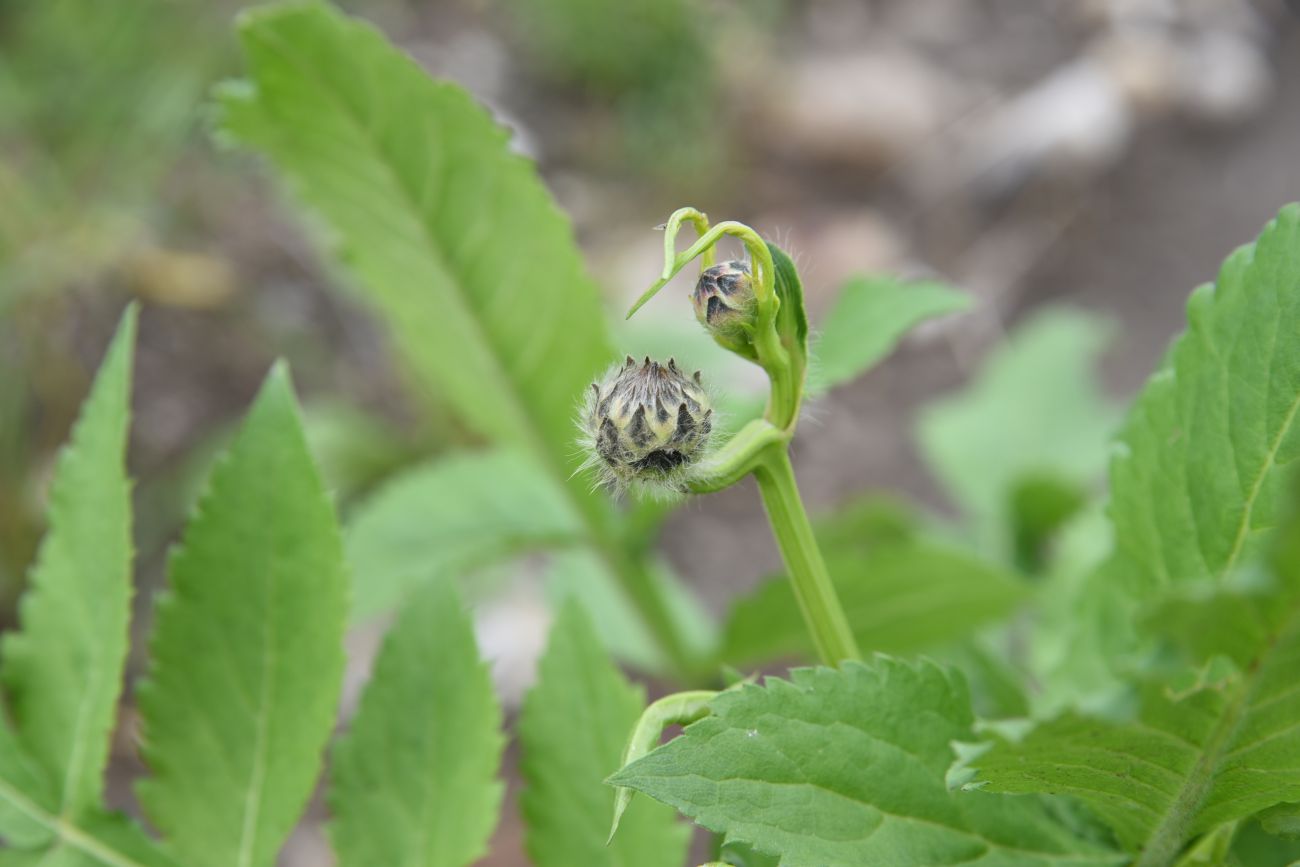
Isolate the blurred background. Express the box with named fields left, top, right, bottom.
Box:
left=2, top=0, right=1299, bottom=863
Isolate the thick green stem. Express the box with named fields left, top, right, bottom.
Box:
left=752, top=446, right=860, bottom=666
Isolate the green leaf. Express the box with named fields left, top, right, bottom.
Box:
left=219, top=0, right=613, bottom=478
left=1231, top=818, right=1300, bottom=863
left=611, top=658, right=1121, bottom=866
left=136, top=365, right=348, bottom=867
left=1259, top=803, right=1300, bottom=839
left=978, top=476, right=1300, bottom=862
left=219, top=0, right=703, bottom=681
left=0, top=724, right=177, bottom=866
left=329, top=578, right=504, bottom=867
left=345, top=449, right=584, bottom=622
left=519, top=603, right=689, bottom=867
left=0, top=809, right=180, bottom=867
left=1, top=306, right=136, bottom=822
left=544, top=549, right=715, bottom=672
left=918, top=309, right=1118, bottom=558
left=721, top=543, right=1026, bottom=666
left=808, top=275, right=969, bottom=394
left=1110, top=204, right=1300, bottom=594
left=0, top=718, right=57, bottom=848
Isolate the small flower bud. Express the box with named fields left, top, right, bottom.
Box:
left=693, top=261, right=757, bottom=356
left=581, top=356, right=713, bottom=492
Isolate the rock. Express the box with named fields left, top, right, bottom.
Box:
left=753, top=49, right=966, bottom=171
left=962, top=56, right=1133, bottom=197
left=1173, top=30, right=1272, bottom=125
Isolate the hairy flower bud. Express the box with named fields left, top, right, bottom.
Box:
left=581, top=356, right=713, bottom=491
left=693, top=260, right=757, bottom=356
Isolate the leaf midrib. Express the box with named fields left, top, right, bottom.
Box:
left=1218, top=385, right=1300, bottom=580
left=0, top=775, right=153, bottom=867
left=249, top=24, right=568, bottom=475
left=1136, top=601, right=1300, bottom=866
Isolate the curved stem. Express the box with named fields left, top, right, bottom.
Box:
left=752, top=446, right=860, bottom=666
left=688, top=419, right=788, bottom=494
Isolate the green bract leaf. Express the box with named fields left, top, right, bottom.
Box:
left=1110, top=204, right=1300, bottom=594
left=808, top=276, right=969, bottom=394
left=1, top=306, right=136, bottom=822
left=345, top=449, right=584, bottom=622
left=519, top=603, right=689, bottom=867
left=329, top=578, right=504, bottom=867
left=136, top=366, right=348, bottom=867
left=611, top=658, right=1121, bottom=866
left=918, top=309, right=1118, bottom=558
left=219, top=0, right=612, bottom=477
left=721, top=544, right=1026, bottom=666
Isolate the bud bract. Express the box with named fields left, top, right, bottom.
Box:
left=693, top=260, right=757, bottom=357
left=582, top=356, right=713, bottom=491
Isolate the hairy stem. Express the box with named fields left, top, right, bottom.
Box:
left=752, top=446, right=860, bottom=665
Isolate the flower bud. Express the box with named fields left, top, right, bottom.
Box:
left=582, top=356, right=713, bottom=491
left=693, top=260, right=757, bottom=356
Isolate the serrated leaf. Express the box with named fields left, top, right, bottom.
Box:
left=346, top=449, right=584, bottom=622
left=329, top=578, right=504, bottom=867
left=0, top=809, right=179, bottom=867
left=0, top=727, right=177, bottom=867
left=219, top=0, right=612, bottom=478
left=219, top=0, right=701, bottom=678
left=1110, top=204, right=1300, bottom=593
left=918, top=309, right=1118, bottom=558
left=978, top=476, right=1300, bottom=861
left=808, top=275, right=969, bottom=394
left=519, top=603, right=689, bottom=867
left=611, top=658, right=1121, bottom=866
left=136, top=365, right=348, bottom=867
left=721, top=543, right=1026, bottom=666
left=1, top=306, right=136, bottom=823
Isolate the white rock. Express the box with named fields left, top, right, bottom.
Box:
left=963, top=56, right=1133, bottom=195
left=755, top=50, right=965, bottom=170
left=1174, top=30, right=1273, bottom=125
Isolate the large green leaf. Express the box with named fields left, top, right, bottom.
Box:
left=721, top=543, right=1026, bottom=667
left=218, top=0, right=612, bottom=479
left=136, top=366, right=348, bottom=867
left=345, top=449, right=584, bottom=622
left=977, top=476, right=1300, bottom=863
left=1, top=306, right=136, bottom=823
left=1110, top=204, right=1300, bottom=593
left=611, top=658, right=1121, bottom=866
left=918, top=309, right=1118, bottom=558
left=808, top=275, right=969, bottom=394
left=329, top=578, right=504, bottom=867
left=219, top=0, right=702, bottom=678
left=519, top=603, right=689, bottom=867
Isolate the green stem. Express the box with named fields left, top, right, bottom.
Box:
left=752, top=446, right=860, bottom=666
left=599, top=539, right=700, bottom=680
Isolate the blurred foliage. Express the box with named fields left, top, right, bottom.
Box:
left=0, top=0, right=230, bottom=307
left=918, top=309, right=1120, bottom=563
left=0, top=0, right=237, bottom=603
left=496, top=0, right=781, bottom=188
